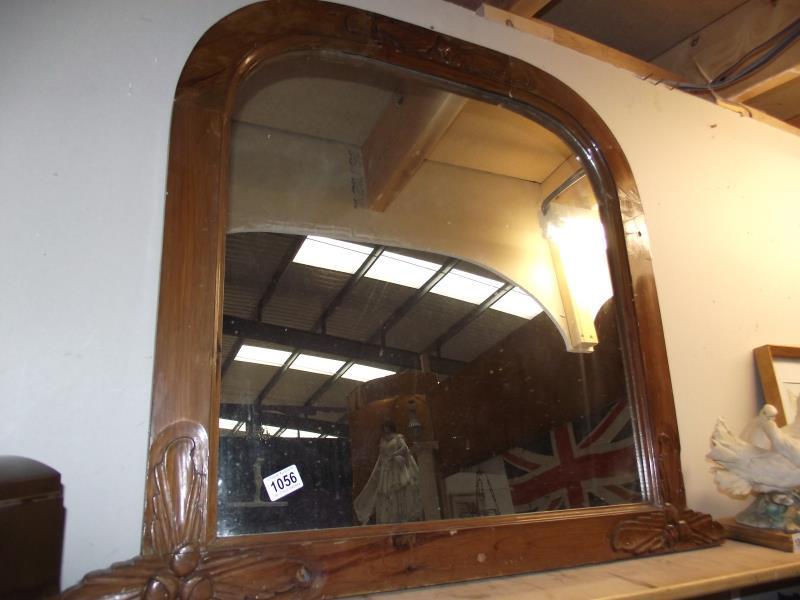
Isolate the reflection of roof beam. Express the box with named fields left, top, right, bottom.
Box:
left=368, top=258, right=459, bottom=347
left=359, top=90, right=466, bottom=211
left=425, top=282, right=514, bottom=356
left=654, top=1, right=800, bottom=103
left=297, top=246, right=385, bottom=409
left=221, top=339, right=245, bottom=379
left=221, top=235, right=304, bottom=376
left=223, top=315, right=464, bottom=375
left=303, top=360, right=354, bottom=408
left=220, top=403, right=348, bottom=438
left=254, top=350, right=300, bottom=410
left=313, top=246, right=385, bottom=334
left=266, top=404, right=346, bottom=415
left=256, top=236, right=306, bottom=320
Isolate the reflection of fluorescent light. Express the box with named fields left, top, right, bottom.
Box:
left=342, top=364, right=396, bottom=382
left=431, top=269, right=503, bottom=304
left=293, top=236, right=372, bottom=274
left=366, top=251, right=441, bottom=288
left=235, top=345, right=291, bottom=366
left=237, top=345, right=395, bottom=382
left=541, top=206, right=612, bottom=351
left=291, top=354, right=345, bottom=376
left=545, top=216, right=612, bottom=320
left=490, top=287, right=543, bottom=319
left=219, top=418, right=240, bottom=430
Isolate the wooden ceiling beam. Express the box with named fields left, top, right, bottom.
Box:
left=727, top=55, right=800, bottom=103
left=654, top=0, right=800, bottom=101
left=359, top=89, right=466, bottom=212
left=747, top=75, right=800, bottom=121
left=507, top=0, right=553, bottom=19
left=477, top=5, right=683, bottom=84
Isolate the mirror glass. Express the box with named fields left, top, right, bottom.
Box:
left=216, top=52, right=642, bottom=537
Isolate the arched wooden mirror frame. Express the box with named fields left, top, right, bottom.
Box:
left=65, top=1, right=722, bottom=598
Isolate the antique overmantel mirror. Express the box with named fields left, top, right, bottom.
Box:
left=66, top=1, right=722, bottom=598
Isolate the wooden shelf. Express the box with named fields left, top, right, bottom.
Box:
left=355, top=541, right=800, bottom=599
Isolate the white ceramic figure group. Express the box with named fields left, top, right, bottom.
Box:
left=709, top=399, right=800, bottom=530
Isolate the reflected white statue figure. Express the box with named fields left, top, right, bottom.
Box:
left=354, top=421, right=423, bottom=525
left=708, top=403, right=800, bottom=530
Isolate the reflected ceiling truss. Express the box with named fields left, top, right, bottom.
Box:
left=221, top=236, right=305, bottom=377
left=425, top=282, right=514, bottom=356
left=221, top=233, right=536, bottom=438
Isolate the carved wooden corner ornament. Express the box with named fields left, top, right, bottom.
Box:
left=62, top=422, right=320, bottom=599
left=611, top=503, right=724, bottom=556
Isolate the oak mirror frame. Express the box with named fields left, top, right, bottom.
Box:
left=65, top=1, right=723, bottom=598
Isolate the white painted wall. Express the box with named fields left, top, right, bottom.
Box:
left=1, top=0, right=799, bottom=589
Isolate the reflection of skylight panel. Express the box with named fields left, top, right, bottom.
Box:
left=342, top=364, right=396, bottom=382
left=219, top=418, right=240, bottom=430
left=292, top=236, right=372, bottom=274
left=365, top=251, right=441, bottom=288
left=490, top=287, right=544, bottom=319
left=235, top=345, right=291, bottom=366
left=290, top=354, right=345, bottom=376
left=294, top=429, right=321, bottom=438
left=431, top=269, right=503, bottom=304
left=263, top=425, right=336, bottom=439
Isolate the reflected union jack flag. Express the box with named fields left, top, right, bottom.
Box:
left=502, top=399, right=641, bottom=512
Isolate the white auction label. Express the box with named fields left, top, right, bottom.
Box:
left=263, top=464, right=303, bottom=501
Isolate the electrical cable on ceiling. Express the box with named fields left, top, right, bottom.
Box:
left=713, top=17, right=800, bottom=84
left=669, top=17, right=800, bottom=93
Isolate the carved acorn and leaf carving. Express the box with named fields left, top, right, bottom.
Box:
left=63, top=422, right=319, bottom=600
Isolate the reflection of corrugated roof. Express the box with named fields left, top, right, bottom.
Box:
left=385, top=293, right=474, bottom=353
left=324, top=278, right=416, bottom=342
left=221, top=231, right=536, bottom=433
left=260, top=264, right=349, bottom=331
left=442, top=310, right=524, bottom=363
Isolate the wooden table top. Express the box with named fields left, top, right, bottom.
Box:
left=354, top=541, right=800, bottom=599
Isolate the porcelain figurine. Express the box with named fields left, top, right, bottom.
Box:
left=708, top=401, right=800, bottom=530
left=353, top=420, right=423, bottom=525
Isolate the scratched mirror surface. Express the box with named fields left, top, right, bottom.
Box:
left=216, top=53, right=642, bottom=537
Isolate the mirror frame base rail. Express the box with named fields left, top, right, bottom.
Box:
left=63, top=421, right=722, bottom=599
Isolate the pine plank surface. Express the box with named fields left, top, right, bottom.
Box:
left=355, top=541, right=800, bottom=599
